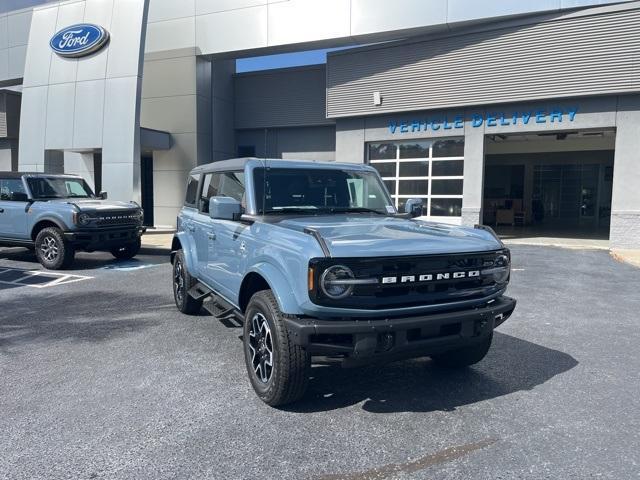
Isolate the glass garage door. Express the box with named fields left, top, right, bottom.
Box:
left=533, top=163, right=602, bottom=227
left=367, top=138, right=464, bottom=219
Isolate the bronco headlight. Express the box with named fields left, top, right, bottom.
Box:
left=320, top=265, right=356, bottom=299
left=77, top=213, right=92, bottom=225
left=491, top=253, right=511, bottom=284
left=134, top=209, right=144, bottom=223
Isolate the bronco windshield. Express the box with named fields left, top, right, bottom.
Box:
left=254, top=167, right=395, bottom=215
left=27, top=177, right=95, bottom=199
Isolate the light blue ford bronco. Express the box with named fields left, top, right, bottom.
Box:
left=171, top=158, right=516, bottom=406
left=0, top=172, right=145, bottom=269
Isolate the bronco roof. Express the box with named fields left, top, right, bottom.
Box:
left=0, top=172, right=83, bottom=179
left=191, top=158, right=376, bottom=175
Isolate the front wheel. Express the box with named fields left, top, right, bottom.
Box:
left=243, top=290, right=310, bottom=407
left=431, top=333, right=493, bottom=368
left=110, top=238, right=141, bottom=260
left=35, top=227, right=75, bottom=270
left=172, top=249, right=202, bottom=315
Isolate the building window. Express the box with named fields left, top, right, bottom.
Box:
left=368, top=138, right=464, bottom=218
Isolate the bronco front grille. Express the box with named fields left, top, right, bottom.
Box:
left=95, top=211, right=139, bottom=226
left=309, top=250, right=509, bottom=310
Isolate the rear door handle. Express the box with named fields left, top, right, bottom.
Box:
left=208, top=232, right=216, bottom=241
left=0, top=208, right=4, bottom=213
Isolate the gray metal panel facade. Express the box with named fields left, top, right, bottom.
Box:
left=235, top=66, right=334, bottom=129
left=236, top=125, right=336, bottom=161
left=327, top=5, right=640, bottom=118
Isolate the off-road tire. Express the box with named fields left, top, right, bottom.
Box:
left=243, top=290, right=310, bottom=407
left=431, top=332, right=493, bottom=368
left=110, top=238, right=141, bottom=260
left=35, top=227, right=75, bottom=270
left=172, top=249, right=202, bottom=315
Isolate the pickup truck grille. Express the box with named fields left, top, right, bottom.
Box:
left=309, top=250, right=509, bottom=310
left=94, top=211, right=140, bottom=226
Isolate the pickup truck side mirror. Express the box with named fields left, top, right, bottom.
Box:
left=98, top=191, right=108, bottom=200
left=210, top=196, right=242, bottom=221
left=404, top=198, right=424, bottom=218
left=11, top=192, right=29, bottom=202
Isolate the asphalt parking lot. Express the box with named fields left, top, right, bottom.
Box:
left=1, top=244, right=639, bottom=480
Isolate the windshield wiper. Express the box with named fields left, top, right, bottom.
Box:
left=327, top=207, right=387, bottom=215
left=262, top=208, right=320, bottom=215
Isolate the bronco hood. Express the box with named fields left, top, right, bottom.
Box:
left=49, top=199, right=140, bottom=212
left=276, top=215, right=502, bottom=257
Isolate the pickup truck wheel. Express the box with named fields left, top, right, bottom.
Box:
left=173, top=250, right=202, bottom=314
left=110, top=238, right=141, bottom=260
left=431, top=332, right=493, bottom=368
left=244, top=290, right=310, bottom=407
left=35, top=227, right=75, bottom=270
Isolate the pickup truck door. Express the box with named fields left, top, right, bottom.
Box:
left=0, top=178, right=30, bottom=240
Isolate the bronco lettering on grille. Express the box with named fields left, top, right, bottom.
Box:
left=382, top=270, right=480, bottom=284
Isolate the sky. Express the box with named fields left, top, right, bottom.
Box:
left=236, top=46, right=356, bottom=73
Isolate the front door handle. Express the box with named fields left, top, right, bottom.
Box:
left=208, top=232, right=216, bottom=241
left=0, top=208, right=4, bottom=213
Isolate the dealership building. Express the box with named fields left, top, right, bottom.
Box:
left=1, top=0, right=640, bottom=248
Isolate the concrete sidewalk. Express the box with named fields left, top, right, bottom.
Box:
left=612, top=249, right=640, bottom=268
left=141, top=233, right=173, bottom=250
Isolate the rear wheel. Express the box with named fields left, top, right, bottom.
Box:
left=243, top=290, right=310, bottom=407
left=172, top=249, right=202, bottom=315
left=35, top=227, right=75, bottom=270
left=110, top=238, right=141, bottom=260
left=431, top=333, right=493, bottom=368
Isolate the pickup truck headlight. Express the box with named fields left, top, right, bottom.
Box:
left=320, top=265, right=355, bottom=299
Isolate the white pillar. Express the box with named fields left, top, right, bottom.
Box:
left=610, top=95, right=640, bottom=249
left=461, top=116, right=485, bottom=227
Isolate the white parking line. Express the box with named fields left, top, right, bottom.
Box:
left=0, top=268, right=93, bottom=289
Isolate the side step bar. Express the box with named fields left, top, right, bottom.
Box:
left=188, top=283, right=212, bottom=302
left=188, top=282, right=244, bottom=323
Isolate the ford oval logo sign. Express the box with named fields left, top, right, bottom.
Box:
left=50, top=24, right=110, bottom=58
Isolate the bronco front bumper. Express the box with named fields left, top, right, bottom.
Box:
left=63, top=226, right=146, bottom=250
left=283, top=296, right=516, bottom=366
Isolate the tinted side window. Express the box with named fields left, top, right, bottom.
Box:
left=0, top=178, right=27, bottom=202
left=218, top=172, right=245, bottom=202
left=199, top=172, right=245, bottom=213
left=199, top=173, right=221, bottom=213
left=184, top=173, right=200, bottom=206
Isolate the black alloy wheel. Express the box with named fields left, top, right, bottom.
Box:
left=172, top=249, right=202, bottom=314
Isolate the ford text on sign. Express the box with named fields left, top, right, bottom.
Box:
left=50, top=24, right=110, bottom=58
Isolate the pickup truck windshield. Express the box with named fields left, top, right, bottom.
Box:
left=254, top=167, right=395, bottom=215
left=27, top=177, right=94, bottom=199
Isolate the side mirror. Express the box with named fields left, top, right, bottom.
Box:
left=210, top=196, right=242, bottom=221
left=404, top=198, right=424, bottom=218
left=11, top=192, right=29, bottom=202
left=99, top=191, right=108, bottom=200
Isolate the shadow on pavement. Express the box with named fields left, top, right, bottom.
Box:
left=0, top=246, right=169, bottom=271
left=0, top=291, right=165, bottom=350
left=287, top=332, right=577, bottom=414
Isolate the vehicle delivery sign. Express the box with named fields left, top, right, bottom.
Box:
left=50, top=24, right=110, bottom=58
